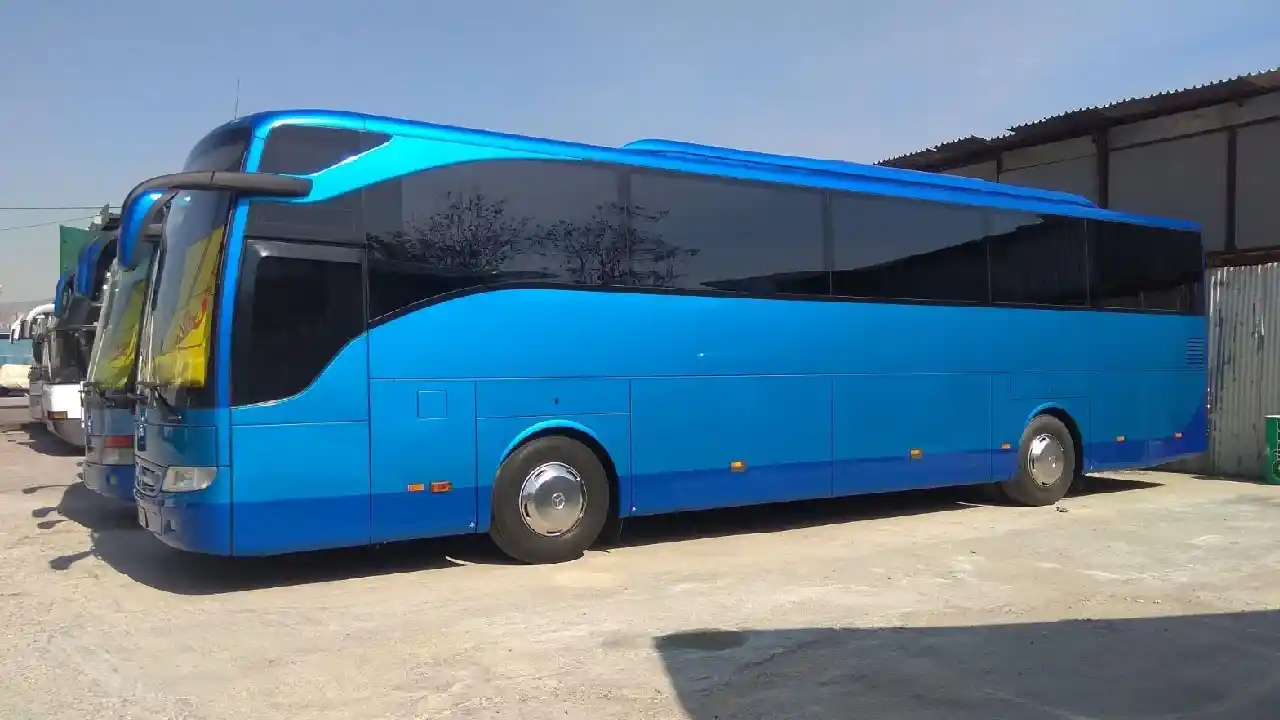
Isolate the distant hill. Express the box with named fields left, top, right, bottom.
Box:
left=0, top=299, right=54, bottom=327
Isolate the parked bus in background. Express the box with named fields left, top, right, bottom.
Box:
left=42, top=237, right=117, bottom=447
left=82, top=192, right=165, bottom=502
left=23, top=303, right=55, bottom=419
left=129, top=110, right=1205, bottom=564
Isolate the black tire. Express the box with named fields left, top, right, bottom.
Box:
left=1000, top=414, right=1077, bottom=507
left=489, top=434, right=611, bottom=564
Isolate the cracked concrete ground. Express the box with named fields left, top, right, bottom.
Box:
left=2, top=402, right=1278, bottom=719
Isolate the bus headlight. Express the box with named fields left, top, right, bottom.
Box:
left=100, top=448, right=133, bottom=466
left=161, top=466, right=216, bottom=493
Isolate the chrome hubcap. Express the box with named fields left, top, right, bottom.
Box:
left=519, top=462, right=587, bottom=537
left=1028, top=433, right=1066, bottom=487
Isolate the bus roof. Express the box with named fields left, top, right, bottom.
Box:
left=218, top=109, right=1201, bottom=233
left=75, top=235, right=113, bottom=297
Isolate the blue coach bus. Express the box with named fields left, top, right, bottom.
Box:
left=129, top=110, right=1205, bottom=564
left=82, top=192, right=165, bottom=502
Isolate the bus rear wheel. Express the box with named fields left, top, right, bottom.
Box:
left=1001, top=414, right=1077, bottom=507
left=489, top=434, right=610, bottom=564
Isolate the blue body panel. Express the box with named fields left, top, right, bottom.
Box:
left=74, top=246, right=92, bottom=297
left=135, top=109, right=1208, bottom=557
left=53, top=272, right=72, bottom=315
left=75, top=238, right=109, bottom=297
left=134, top=409, right=230, bottom=554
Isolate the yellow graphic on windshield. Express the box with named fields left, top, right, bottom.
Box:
left=152, top=226, right=225, bottom=388
left=93, top=282, right=149, bottom=389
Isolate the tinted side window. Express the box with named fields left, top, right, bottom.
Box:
left=1090, top=221, right=1203, bottom=313
left=363, top=159, right=620, bottom=321
left=246, top=126, right=381, bottom=245
left=231, top=253, right=364, bottom=406
left=988, top=212, right=1088, bottom=306
left=184, top=124, right=251, bottom=172
left=628, top=172, right=826, bottom=295
left=257, top=125, right=375, bottom=175
left=830, top=194, right=989, bottom=303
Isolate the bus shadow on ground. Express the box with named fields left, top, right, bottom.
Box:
left=653, top=609, right=1280, bottom=719
left=617, top=474, right=1159, bottom=550
left=44, top=475, right=1160, bottom=596
left=14, top=422, right=81, bottom=458
left=32, top=482, right=139, bottom=534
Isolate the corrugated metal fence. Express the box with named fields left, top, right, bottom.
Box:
left=1168, top=262, right=1280, bottom=478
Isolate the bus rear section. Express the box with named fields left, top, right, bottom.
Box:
left=132, top=112, right=1206, bottom=564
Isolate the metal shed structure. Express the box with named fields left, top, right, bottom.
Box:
left=879, top=68, right=1280, bottom=478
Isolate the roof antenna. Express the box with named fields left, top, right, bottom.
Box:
left=232, top=77, right=241, bottom=120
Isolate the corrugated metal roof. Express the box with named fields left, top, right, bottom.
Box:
left=879, top=68, right=1280, bottom=171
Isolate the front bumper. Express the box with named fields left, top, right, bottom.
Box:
left=134, top=465, right=231, bottom=556
left=82, top=462, right=136, bottom=503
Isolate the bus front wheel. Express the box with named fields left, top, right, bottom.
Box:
left=489, top=434, right=611, bottom=564
left=1001, top=414, right=1077, bottom=507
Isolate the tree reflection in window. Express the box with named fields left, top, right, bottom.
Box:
left=535, top=201, right=698, bottom=288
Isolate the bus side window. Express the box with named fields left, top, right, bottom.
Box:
left=361, top=158, right=619, bottom=322
left=232, top=254, right=364, bottom=406
left=988, top=212, right=1088, bottom=307
left=830, top=193, right=989, bottom=304
left=627, top=171, right=827, bottom=295
left=1090, top=221, right=1203, bottom=314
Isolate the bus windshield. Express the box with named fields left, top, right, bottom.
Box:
left=86, top=242, right=157, bottom=390
left=137, top=191, right=232, bottom=401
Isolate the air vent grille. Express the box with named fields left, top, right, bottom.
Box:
left=1185, top=338, right=1206, bottom=368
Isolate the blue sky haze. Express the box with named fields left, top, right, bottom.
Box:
left=1, top=0, right=1276, bottom=300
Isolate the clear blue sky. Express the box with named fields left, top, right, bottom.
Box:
left=1, top=0, right=1277, bottom=301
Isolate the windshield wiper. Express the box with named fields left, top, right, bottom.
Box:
left=135, top=381, right=183, bottom=421
left=83, top=381, right=134, bottom=408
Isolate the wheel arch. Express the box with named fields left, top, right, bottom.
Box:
left=500, top=419, right=622, bottom=523
left=1025, top=402, right=1085, bottom=472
